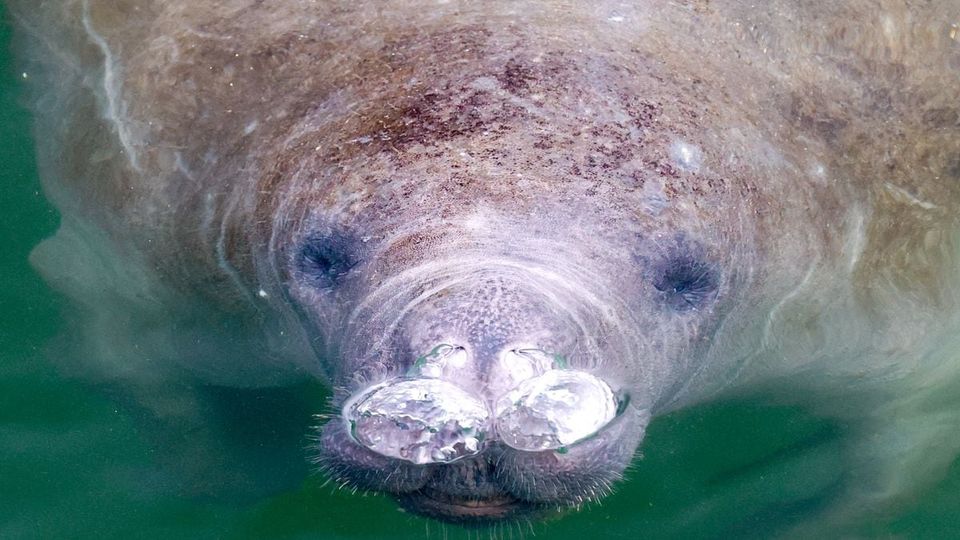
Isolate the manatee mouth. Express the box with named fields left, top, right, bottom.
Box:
left=398, top=487, right=540, bottom=522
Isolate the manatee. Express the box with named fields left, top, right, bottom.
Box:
left=11, top=0, right=960, bottom=531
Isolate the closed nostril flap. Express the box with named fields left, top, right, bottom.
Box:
left=487, top=348, right=561, bottom=396
left=407, top=344, right=471, bottom=379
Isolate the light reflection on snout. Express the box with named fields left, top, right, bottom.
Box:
left=342, top=346, right=625, bottom=464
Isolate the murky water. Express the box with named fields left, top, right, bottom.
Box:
left=2, top=5, right=959, bottom=539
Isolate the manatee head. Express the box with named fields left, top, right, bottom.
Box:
left=291, top=222, right=670, bottom=521
left=294, top=226, right=685, bottom=521
left=270, top=27, right=767, bottom=521
left=291, top=202, right=736, bottom=521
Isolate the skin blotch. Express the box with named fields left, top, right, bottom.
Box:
left=922, top=107, right=960, bottom=130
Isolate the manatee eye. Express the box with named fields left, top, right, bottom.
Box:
left=652, top=251, right=719, bottom=311
left=297, top=233, right=358, bottom=288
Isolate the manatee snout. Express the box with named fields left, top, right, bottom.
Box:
left=316, top=375, right=646, bottom=522
left=307, top=273, right=649, bottom=521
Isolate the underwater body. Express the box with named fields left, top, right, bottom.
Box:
left=5, top=0, right=960, bottom=537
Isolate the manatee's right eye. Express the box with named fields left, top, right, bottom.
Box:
left=652, top=251, right=719, bottom=311
left=645, top=236, right=721, bottom=312
left=653, top=257, right=717, bottom=310
left=297, top=233, right=358, bottom=288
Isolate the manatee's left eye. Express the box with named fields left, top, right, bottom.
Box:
left=652, top=252, right=719, bottom=311
left=297, top=233, right=358, bottom=288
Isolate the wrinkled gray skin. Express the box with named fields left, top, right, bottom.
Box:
left=12, top=0, right=960, bottom=527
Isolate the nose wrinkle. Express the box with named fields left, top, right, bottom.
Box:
left=462, top=279, right=541, bottom=349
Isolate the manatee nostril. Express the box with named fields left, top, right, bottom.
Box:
left=488, top=348, right=563, bottom=394
left=407, top=343, right=469, bottom=379
left=341, top=340, right=624, bottom=464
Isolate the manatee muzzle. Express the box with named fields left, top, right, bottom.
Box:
left=342, top=345, right=623, bottom=465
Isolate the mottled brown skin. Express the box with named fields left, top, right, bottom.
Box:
left=14, top=0, right=960, bottom=525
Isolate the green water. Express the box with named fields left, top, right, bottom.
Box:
left=2, top=8, right=959, bottom=540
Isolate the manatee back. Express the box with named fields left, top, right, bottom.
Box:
left=11, top=0, right=322, bottom=386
